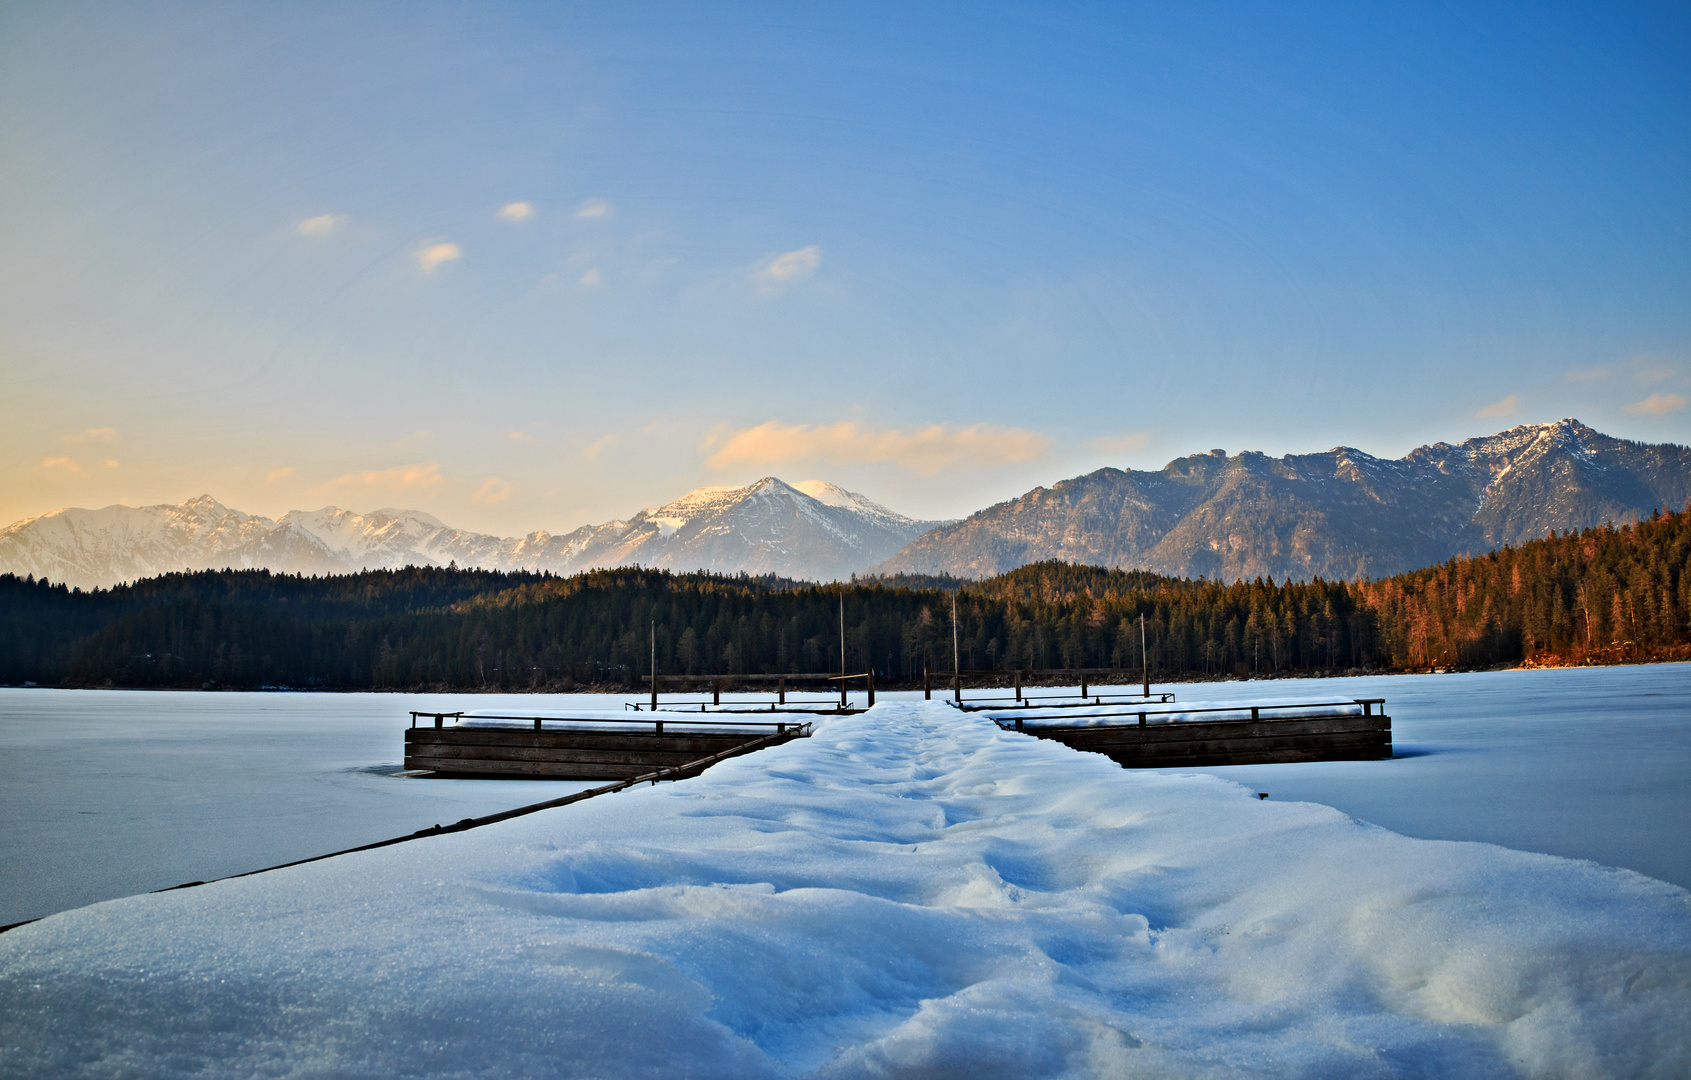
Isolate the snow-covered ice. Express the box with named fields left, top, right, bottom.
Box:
left=2, top=696, right=1688, bottom=1077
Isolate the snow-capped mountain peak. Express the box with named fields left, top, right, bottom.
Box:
left=0, top=478, right=943, bottom=589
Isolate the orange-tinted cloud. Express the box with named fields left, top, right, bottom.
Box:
left=1625, top=393, right=1688, bottom=416
left=707, top=420, right=1051, bottom=476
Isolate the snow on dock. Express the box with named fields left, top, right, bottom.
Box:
left=1, top=700, right=1686, bottom=1077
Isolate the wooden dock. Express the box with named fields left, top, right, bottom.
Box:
left=990, top=699, right=1391, bottom=768
left=403, top=712, right=811, bottom=779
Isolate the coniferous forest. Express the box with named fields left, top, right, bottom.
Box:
left=4, top=507, right=1690, bottom=691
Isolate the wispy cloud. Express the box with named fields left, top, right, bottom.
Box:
left=316, top=462, right=444, bottom=495
left=1566, top=368, right=1609, bottom=382
left=1635, top=366, right=1677, bottom=384
left=266, top=467, right=296, bottom=482
left=473, top=477, right=511, bottom=504
left=1087, top=432, right=1151, bottom=455
left=576, top=199, right=612, bottom=218
left=416, top=241, right=462, bottom=272
left=707, top=420, right=1052, bottom=476
left=1475, top=394, right=1519, bottom=419
left=497, top=201, right=534, bottom=222
left=583, top=434, right=617, bottom=461
left=297, top=214, right=344, bottom=237
left=1625, top=393, right=1688, bottom=416
left=66, top=427, right=116, bottom=443
left=392, top=430, right=432, bottom=449
left=40, top=457, right=82, bottom=473
left=506, top=430, right=531, bottom=442
left=578, top=268, right=601, bottom=287
left=101, top=459, right=119, bottom=470
left=755, top=246, right=821, bottom=291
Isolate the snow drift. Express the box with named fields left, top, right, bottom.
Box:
left=1, top=701, right=1686, bottom=1078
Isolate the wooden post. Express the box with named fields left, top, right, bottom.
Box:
left=654, top=719, right=663, bottom=736
left=867, top=670, right=875, bottom=707
left=840, top=595, right=848, bottom=710
left=1014, top=668, right=1022, bottom=702
left=924, top=665, right=931, bottom=700
left=1138, top=711, right=1146, bottom=727
left=434, top=714, right=442, bottom=729
left=533, top=717, right=541, bottom=731
left=951, top=594, right=959, bottom=684
left=1140, top=613, right=1149, bottom=698
left=953, top=671, right=961, bottom=703
left=650, top=621, right=658, bottom=712
left=1080, top=670, right=1087, bottom=697
left=713, top=679, right=720, bottom=706
left=778, top=677, right=786, bottom=705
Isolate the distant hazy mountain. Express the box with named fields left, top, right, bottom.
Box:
left=873, top=419, right=1691, bottom=582
left=0, top=479, right=940, bottom=589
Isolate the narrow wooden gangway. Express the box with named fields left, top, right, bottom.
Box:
left=983, top=698, right=1392, bottom=767
left=405, top=712, right=813, bottom=779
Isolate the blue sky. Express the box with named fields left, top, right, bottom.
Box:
left=2, top=1, right=1687, bottom=532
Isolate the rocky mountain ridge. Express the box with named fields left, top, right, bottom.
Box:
left=873, top=419, right=1691, bottom=582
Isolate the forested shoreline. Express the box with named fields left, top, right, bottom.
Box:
left=4, top=507, right=1689, bottom=691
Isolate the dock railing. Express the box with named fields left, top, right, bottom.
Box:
left=985, top=698, right=1388, bottom=731
left=409, top=711, right=813, bottom=736
left=926, top=666, right=1172, bottom=706
left=626, top=671, right=877, bottom=712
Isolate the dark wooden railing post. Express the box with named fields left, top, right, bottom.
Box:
left=924, top=666, right=932, bottom=700
left=778, top=677, right=786, bottom=705
left=867, top=670, right=875, bottom=707
left=1080, top=670, right=1088, bottom=697
left=953, top=671, right=961, bottom=703
left=712, top=679, right=720, bottom=706
left=1014, top=668, right=1022, bottom=702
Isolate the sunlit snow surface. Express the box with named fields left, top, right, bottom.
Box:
left=2, top=677, right=1690, bottom=1077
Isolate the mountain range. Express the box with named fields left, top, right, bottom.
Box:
left=874, top=419, right=1691, bottom=581
left=0, top=478, right=940, bottom=590
left=4, top=419, right=1688, bottom=589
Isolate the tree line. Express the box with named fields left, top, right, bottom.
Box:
left=3, top=506, right=1689, bottom=690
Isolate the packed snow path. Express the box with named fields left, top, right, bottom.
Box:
left=2, top=702, right=1687, bottom=1078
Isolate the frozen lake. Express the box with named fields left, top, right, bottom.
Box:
left=2, top=664, right=1689, bottom=928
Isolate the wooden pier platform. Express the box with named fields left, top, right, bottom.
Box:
left=989, top=699, right=1391, bottom=768
left=404, top=712, right=811, bottom=779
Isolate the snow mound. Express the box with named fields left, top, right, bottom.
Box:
left=1, top=701, right=1686, bottom=1078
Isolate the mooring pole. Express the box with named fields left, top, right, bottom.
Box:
left=924, top=665, right=931, bottom=700
left=650, top=620, right=658, bottom=711
left=867, top=669, right=875, bottom=707
left=1014, top=667, right=1022, bottom=702
left=1141, top=613, right=1149, bottom=698
left=839, top=594, right=848, bottom=709
left=952, top=593, right=961, bottom=702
